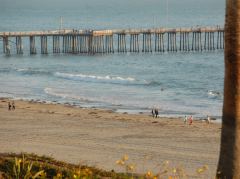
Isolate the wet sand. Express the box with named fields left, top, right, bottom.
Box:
left=0, top=98, right=221, bottom=177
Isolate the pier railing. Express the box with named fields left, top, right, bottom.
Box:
left=0, top=26, right=224, bottom=55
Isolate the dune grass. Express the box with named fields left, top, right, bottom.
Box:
left=0, top=153, right=118, bottom=179
left=0, top=153, right=219, bottom=179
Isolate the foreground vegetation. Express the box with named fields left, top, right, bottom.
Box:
left=0, top=153, right=218, bottom=179
left=0, top=153, right=116, bottom=179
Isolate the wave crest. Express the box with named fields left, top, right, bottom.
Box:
left=44, top=87, right=90, bottom=102
left=54, top=72, right=136, bottom=84
left=146, top=80, right=162, bottom=86
left=16, top=68, right=52, bottom=76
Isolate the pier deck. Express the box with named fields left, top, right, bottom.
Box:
left=0, top=26, right=224, bottom=55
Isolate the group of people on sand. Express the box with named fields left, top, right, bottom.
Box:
left=8, top=101, right=15, bottom=111
left=151, top=108, right=159, bottom=118
left=184, top=115, right=193, bottom=125
left=184, top=115, right=212, bottom=125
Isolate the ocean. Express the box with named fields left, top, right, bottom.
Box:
left=0, top=0, right=225, bottom=119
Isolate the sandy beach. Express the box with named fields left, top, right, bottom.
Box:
left=0, top=98, right=221, bottom=177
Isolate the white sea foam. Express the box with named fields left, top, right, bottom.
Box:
left=44, top=87, right=91, bottom=102
left=44, top=87, right=66, bottom=98
left=15, top=68, right=52, bottom=76
left=16, top=68, right=28, bottom=72
left=54, top=72, right=136, bottom=83
left=207, top=90, right=222, bottom=98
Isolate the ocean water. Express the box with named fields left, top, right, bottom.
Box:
left=0, top=0, right=225, bottom=119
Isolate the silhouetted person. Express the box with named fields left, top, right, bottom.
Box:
left=12, top=101, right=15, bottom=110
left=8, top=102, right=11, bottom=111
left=151, top=109, right=155, bottom=118
left=155, top=109, right=159, bottom=118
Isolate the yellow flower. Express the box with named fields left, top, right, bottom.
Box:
left=84, top=168, right=92, bottom=175
left=76, top=170, right=81, bottom=175
left=18, top=159, right=22, bottom=163
left=196, top=165, right=208, bottom=174
left=73, top=174, right=77, bottom=178
left=116, top=160, right=125, bottom=166
left=146, top=171, right=153, bottom=177
left=122, top=154, right=129, bottom=161
left=196, top=168, right=204, bottom=174
left=127, top=164, right=135, bottom=171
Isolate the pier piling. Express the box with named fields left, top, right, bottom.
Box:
left=30, top=36, right=36, bottom=54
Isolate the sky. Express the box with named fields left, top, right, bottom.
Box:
left=0, top=0, right=225, bottom=31
left=1, top=0, right=224, bottom=9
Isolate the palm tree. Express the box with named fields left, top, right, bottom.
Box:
left=217, top=0, right=240, bottom=178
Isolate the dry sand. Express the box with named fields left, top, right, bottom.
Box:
left=0, top=98, right=221, bottom=177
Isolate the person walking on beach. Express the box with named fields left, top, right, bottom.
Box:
left=12, top=101, right=15, bottom=110
left=189, top=115, right=193, bottom=125
left=184, top=115, right=187, bottom=124
left=207, top=115, right=211, bottom=124
left=155, top=108, right=159, bottom=118
left=151, top=109, right=155, bottom=118
left=8, top=102, right=11, bottom=111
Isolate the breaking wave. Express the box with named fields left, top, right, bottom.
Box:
left=54, top=72, right=137, bottom=84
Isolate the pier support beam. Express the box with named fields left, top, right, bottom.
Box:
left=72, top=35, right=77, bottom=54
left=79, top=35, right=83, bottom=53
left=29, top=36, right=36, bottom=54
left=3, top=36, right=10, bottom=55
left=16, top=36, right=23, bottom=54
left=88, top=35, right=93, bottom=54
left=191, top=32, right=202, bottom=51
left=40, top=36, right=48, bottom=54
left=105, top=35, right=114, bottom=53
left=99, top=35, right=105, bottom=53
left=53, top=35, right=60, bottom=53
left=130, top=34, right=139, bottom=52
left=154, top=33, right=165, bottom=52
left=79, top=35, right=89, bottom=53
left=167, top=32, right=177, bottom=52
left=62, top=35, right=66, bottom=53
left=142, top=33, right=152, bottom=52
left=117, top=34, right=126, bottom=53
left=92, top=35, right=104, bottom=53
left=204, top=32, right=215, bottom=51
left=180, top=32, right=190, bottom=51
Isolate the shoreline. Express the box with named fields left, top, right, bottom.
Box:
left=0, top=97, right=221, bottom=177
left=0, top=96, right=222, bottom=121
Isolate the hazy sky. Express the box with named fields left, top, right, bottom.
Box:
left=0, top=0, right=224, bottom=31
left=1, top=0, right=223, bottom=9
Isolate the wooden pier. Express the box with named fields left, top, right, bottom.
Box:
left=0, top=26, right=224, bottom=55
